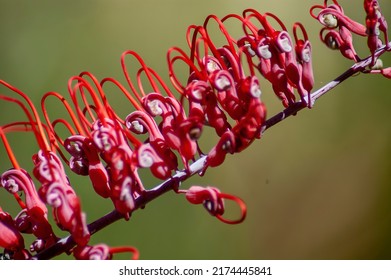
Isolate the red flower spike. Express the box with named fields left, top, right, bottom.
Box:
left=182, top=186, right=247, bottom=225
left=1, top=2, right=387, bottom=260
left=310, top=0, right=389, bottom=64
left=73, top=243, right=139, bottom=260
left=310, top=1, right=367, bottom=36
left=0, top=169, right=57, bottom=251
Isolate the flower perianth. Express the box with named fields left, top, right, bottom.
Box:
left=125, top=110, right=178, bottom=178
left=179, top=185, right=247, bottom=225
left=0, top=207, right=30, bottom=259
left=33, top=150, right=90, bottom=247
left=0, top=168, right=57, bottom=252
left=142, top=93, right=200, bottom=169
left=311, top=1, right=390, bottom=75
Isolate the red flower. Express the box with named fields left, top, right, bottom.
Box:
left=179, top=186, right=247, bottom=225
left=310, top=0, right=389, bottom=66
left=1, top=1, right=387, bottom=260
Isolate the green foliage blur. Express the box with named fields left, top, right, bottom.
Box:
left=0, top=0, right=390, bottom=259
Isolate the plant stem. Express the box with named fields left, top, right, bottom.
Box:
left=262, top=43, right=390, bottom=130
left=32, top=43, right=390, bottom=260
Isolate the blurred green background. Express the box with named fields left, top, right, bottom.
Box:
left=0, top=0, right=391, bottom=259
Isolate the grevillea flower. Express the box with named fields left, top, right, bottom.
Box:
left=0, top=207, right=30, bottom=259
left=178, top=186, right=247, bottom=225
left=0, top=168, right=57, bottom=252
left=0, top=1, right=389, bottom=260
left=0, top=4, right=314, bottom=260
left=311, top=0, right=390, bottom=75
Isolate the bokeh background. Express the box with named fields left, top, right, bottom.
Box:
left=0, top=0, right=390, bottom=259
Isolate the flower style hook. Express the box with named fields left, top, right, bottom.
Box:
left=180, top=186, right=247, bottom=225
left=73, top=243, right=139, bottom=260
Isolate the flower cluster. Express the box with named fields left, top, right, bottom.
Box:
left=311, top=0, right=390, bottom=76
left=0, top=0, right=389, bottom=260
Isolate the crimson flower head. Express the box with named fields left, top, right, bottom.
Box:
left=2, top=1, right=387, bottom=260
left=0, top=4, right=313, bottom=259
left=310, top=0, right=390, bottom=75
